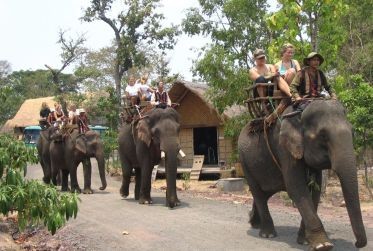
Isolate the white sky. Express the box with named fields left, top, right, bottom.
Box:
left=0, top=0, right=208, bottom=81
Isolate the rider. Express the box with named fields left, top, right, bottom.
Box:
left=150, top=81, right=172, bottom=108
left=275, top=43, right=301, bottom=85
left=290, top=52, right=337, bottom=102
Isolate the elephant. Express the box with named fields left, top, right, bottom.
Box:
left=238, top=99, right=367, bottom=250
left=49, top=129, right=107, bottom=193
left=37, top=127, right=61, bottom=184
left=118, top=107, right=181, bottom=208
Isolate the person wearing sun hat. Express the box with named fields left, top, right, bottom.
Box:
left=249, top=49, right=291, bottom=97
left=290, top=52, right=337, bottom=101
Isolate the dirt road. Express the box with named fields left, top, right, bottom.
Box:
left=24, top=162, right=372, bottom=251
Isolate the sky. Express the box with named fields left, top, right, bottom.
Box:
left=0, top=0, right=209, bottom=81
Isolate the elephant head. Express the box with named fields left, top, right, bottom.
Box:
left=279, top=100, right=367, bottom=248
left=74, top=130, right=107, bottom=191
left=136, top=107, right=181, bottom=208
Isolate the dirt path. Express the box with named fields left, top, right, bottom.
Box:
left=8, top=162, right=373, bottom=250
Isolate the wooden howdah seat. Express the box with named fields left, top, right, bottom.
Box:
left=121, top=100, right=152, bottom=124
left=244, top=81, right=285, bottom=119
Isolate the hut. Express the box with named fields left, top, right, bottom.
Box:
left=0, top=96, right=55, bottom=138
left=169, top=80, right=245, bottom=172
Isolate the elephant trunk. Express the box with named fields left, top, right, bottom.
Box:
left=330, top=134, right=367, bottom=248
left=96, top=152, right=107, bottom=190
left=164, top=145, right=179, bottom=208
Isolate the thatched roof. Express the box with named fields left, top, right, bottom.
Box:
left=169, top=80, right=246, bottom=127
left=0, top=96, right=55, bottom=133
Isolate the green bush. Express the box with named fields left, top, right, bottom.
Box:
left=0, top=134, right=79, bottom=235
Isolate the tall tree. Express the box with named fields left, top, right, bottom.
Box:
left=45, top=30, right=86, bottom=93
left=338, top=0, right=373, bottom=83
left=182, top=0, right=270, bottom=112
left=267, top=0, right=348, bottom=67
left=82, top=0, right=179, bottom=103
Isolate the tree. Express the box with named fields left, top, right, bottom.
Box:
left=267, top=0, right=348, bottom=67
left=0, top=133, right=79, bottom=235
left=82, top=0, right=180, bottom=104
left=338, top=0, right=373, bottom=83
left=182, top=0, right=270, bottom=112
left=0, top=60, right=12, bottom=80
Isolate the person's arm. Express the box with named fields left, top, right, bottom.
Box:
left=166, top=93, right=172, bottom=106
left=150, top=92, right=158, bottom=105
left=294, top=59, right=301, bottom=72
left=290, top=71, right=302, bottom=101
left=248, top=68, right=259, bottom=82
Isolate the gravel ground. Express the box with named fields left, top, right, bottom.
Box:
left=1, top=162, right=372, bottom=251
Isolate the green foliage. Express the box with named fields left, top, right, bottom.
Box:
left=181, top=172, right=190, bottom=190
left=102, top=129, right=118, bottom=166
left=96, top=86, right=120, bottom=129
left=223, top=113, right=251, bottom=163
left=335, top=75, right=373, bottom=152
left=82, top=0, right=180, bottom=100
left=338, top=0, right=373, bottom=82
left=0, top=134, right=80, bottom=235
left=267, top=0, right=348, bottom=68
left=182, top=0, right=270, bottom=111
left=0, top=86, right=24, bottom=126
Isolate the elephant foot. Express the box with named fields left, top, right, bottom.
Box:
left=42, top=176, right=50, bottom=184
left=249, top=210, right=261, bottom=229
left=139, top=197, right=153, bottom=205
left=297, top=234, right=309, bottom=245
left=259, top=228, right=277, bottom=238
left=166, top=199, right=181, bottom=209
left=99, top=185, right=106, bottom=191
left=120, top=187, right=129, bottom=198
left=83, top=188, right=94, bottom=194
left=308, top=242, right=334, bottom=251
left=61, top=186, right=70, bottom=192
left=307, top=231, right=333, bottom=251
left=71, top=187, right=82, bottom=194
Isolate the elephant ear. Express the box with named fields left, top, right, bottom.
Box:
left=75, top=136, right=87, bottom=154
left=279, top=115, right=304, bottom=159
left=136, top=119, right=151, bottom=147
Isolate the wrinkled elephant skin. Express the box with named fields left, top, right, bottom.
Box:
left=118, top=108, right=181, bottom=208
left=238, top=100, right=367, bottom=249
left=50, top=129, right=107, bottom=193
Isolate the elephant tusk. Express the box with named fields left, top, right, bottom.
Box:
left=161, top=151, right=165, bottom=159
left=178, top=149, right=186, bottom=158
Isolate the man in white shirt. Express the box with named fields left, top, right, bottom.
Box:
left=123, top=76, right=141, bottom=106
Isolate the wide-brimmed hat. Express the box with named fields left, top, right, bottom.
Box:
left=303, top=52, right=324, bottom=66
left=253, top=49, right=266, bottom=59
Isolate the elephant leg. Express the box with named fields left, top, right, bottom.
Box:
left=120, top=158, right=132, bottom=198
left=245, top=174, right=276, bottom=237
left=134, top=167, right=141, bottom=200
left=297, top=170, right=322, bottom=246
left=284, top=165, right=332, bottom=250
left=83, top=158, right=93, bottom=194
left=249, top=200, right=261, bottom=229
left=139, top=161, right=153, bottom=205
left=70, top=162, right=81, bottom=193
left=61, top=169, right=70, bottom=192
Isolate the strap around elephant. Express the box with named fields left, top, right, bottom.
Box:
left=263, top=120, right=282, bottom=170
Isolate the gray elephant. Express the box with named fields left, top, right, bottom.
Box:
left=50, top=129, right=107, bottom=193
left=37, top=127, right=61, bottom=184
left=118, top=107, right=181, bottom=208
left=238, top=99, right=367, bottom=250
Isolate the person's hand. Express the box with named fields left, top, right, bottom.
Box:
left=295, top=96, right=302, bottom=102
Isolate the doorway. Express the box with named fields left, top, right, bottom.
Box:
left=193, top=127, right=218, bottom=165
